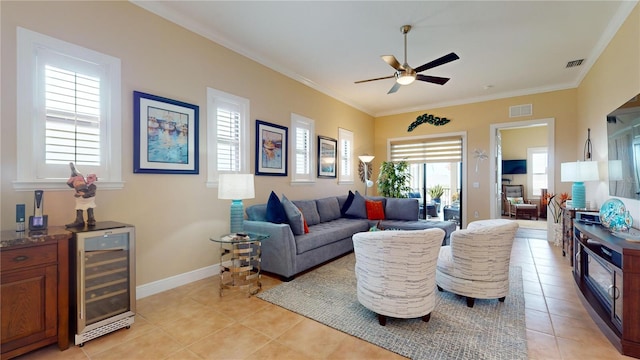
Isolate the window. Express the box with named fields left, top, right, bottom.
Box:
left=528, top=147, right=548, bottom=197
left=290, top=113, right=315, bottom=183
left=338, top=128, right=354, bottom=184
left=16, top=27, right=122, bottom=190
left=206, top=87, right=250, bottom=187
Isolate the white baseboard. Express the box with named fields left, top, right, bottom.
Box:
left=136, top=263, right=220, bottom=299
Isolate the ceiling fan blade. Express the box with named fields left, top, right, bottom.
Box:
left=387, top=82, right=401, bottom=94
left=381, top=55, right=404, bottom=71
left=416, top=74, right=450, bottom=85
left=354, top=75, right=395, bottom=84
left=414, top=52, right=460, bottom=73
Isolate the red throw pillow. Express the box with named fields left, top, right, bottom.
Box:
left=366, top=200, right=385, bottom=220
left=303, top=217, right=310, bottom=233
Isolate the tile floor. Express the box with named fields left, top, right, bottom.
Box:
left=17, top=232, right=634, bottom=360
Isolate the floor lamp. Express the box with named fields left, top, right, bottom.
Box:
left=218, top=174, right=255, bottom=234
left=358, top=155, right=375, bottom=196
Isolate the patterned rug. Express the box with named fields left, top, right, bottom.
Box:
left=258, top=253, right=527, bottom=360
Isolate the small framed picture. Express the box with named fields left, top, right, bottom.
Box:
left=133, top=91, right=199, bottom=174
left=256, top=120, right=288, bottom=176
left=318, top=136, right=337, bottom=178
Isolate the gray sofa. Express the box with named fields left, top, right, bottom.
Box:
left=243, top=191, right=457, bottom=280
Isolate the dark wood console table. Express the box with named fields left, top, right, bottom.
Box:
left=573, top=222, right=640, bottom=358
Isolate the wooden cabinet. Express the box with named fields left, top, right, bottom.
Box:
left=573, top=222, right=640, bottom=358
left=1, top=228, right=70, bottom=359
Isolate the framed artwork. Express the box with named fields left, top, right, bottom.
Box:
left=133, top=91, right=199, bottom=174
left=256, top=120, right=288, bottom=176
left=318, top=136, right=337, bottom=178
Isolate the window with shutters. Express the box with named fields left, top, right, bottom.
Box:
left=291, top=114, right=315, bottom=183
left=206, top=87, right=250, bottom=187
left=338, top=128, right=354, bottom=184
left=16, top=27, right=122, bottom=190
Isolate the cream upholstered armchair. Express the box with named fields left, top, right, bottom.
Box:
left=435, top=219, right=519, bottom=307
left=352, top=228, right=445, bottom=326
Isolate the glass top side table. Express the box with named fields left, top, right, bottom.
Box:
left=210, top=232, right=268, bottom=297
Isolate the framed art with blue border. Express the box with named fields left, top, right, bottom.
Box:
left=256, top=120, right=288, bottom=176
left=133, top=91, right=199, bottom=174
left=318, top=135, right=337, bottom=178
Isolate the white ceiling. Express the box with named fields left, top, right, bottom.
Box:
left=132, top=1, right=638, bottom=117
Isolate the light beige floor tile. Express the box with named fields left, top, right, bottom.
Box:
left=540, top=282, right=579, bottom=302
left=522, top=279, right=543, bottom=295
left=163, top=348, right=204, bottom=360
left=158, top=308, right=235, bottom=346
left=328, top=335, right=408, bottom=359
left=90, top=328, right=184, bottom=360
left=524, top=292, right=548, bottom=312
left=276, top=318, right=353, bottom=359
left=545, top=297, right=589, bottom=319
left=241, top=302, right=305, bottom=339
left=526, top=329, right=562, bottom=360
left=556, top=336, right=628, bottom=359
left=525, top=308, right=554, bottom=335
left=187, top=323, right=271, bottom=359
left=244, top=340, right=315, bottom=360
left=12, top=344, right=89, bottom=360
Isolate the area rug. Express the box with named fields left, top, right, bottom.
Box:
left=257, top=254, right=527, bottom=360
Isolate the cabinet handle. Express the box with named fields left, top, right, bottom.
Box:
left=13, top=255, right=28, bottom=262
left=608, top=285, right=621, bottom=300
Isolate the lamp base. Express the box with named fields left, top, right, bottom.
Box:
left=572, top=181, right=586, bottom=209
left=230, top=200, right=244, bottom=234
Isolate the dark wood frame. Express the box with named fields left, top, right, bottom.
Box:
left=255, top=120, right=288, bottom=176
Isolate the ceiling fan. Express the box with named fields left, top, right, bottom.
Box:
left=355, top=25, right=459, bottom=94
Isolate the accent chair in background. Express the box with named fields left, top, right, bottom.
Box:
left=352, top=228, right=445, bottom=326
left=435, top=219, right=519, bottom=307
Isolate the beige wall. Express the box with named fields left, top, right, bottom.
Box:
left=374, top=89, right=578, bottom=222
left=577, top=3, right=640, bottom=224
left=0, top=1, right=373, bottom=286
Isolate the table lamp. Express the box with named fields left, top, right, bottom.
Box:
left=218, top=174, right=255, bottom=233
left=358, top=155, right=375, bottom=196
left=561, top=161, right=599, bottom=209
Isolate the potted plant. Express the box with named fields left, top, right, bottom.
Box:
left=428, top=184, right=445, bottom=202
left=376, top=161, right=411, bottom=198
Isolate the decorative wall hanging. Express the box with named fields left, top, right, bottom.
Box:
left=407, top=113, right=450, bottom=132
left=256, top=120, right=288, bottom=176
left=317, top=136, right=337, bottom=178
left=133, top=91, right=199, bottom=174
left=473, top=149, right=488, bottom=173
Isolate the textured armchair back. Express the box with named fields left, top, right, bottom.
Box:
left=352, top=228, right=445, bottom=319
left=449, top=219, right=519, bottom=281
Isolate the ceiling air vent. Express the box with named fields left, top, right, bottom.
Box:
left=509, top=104, right=533, bottom=118
left=566, top=59, right=584, bottom=68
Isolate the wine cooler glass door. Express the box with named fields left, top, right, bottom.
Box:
left=77, top=230, right=133, bottom=333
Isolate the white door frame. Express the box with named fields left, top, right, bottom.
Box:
left=489, top=118, right=555, bottom=219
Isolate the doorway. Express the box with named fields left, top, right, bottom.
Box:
left=489, top=118, right=555, bottom=220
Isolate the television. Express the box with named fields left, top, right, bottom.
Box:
left=502, top=159, right=526, bottom=174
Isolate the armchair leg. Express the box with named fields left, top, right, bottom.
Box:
left=499, top=296, right=506, bottom=302
left=422, top=313, right=431, bottom=323
left=377, top=314, right=387, bottom=326
left=437, top=285, right=443, bottom=292
left=466, top=297, right=476, bottom=308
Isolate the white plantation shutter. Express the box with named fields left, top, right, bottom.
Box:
left=291, top=113, right=314, bottom=182
left=338, top=128, right=354, bottom=183
left=44, top=65, right=101, bottom=166
left=216, top=101, right=241, bottom=172
left=206, top=87, right=250, bottom=187
left=295, top=127, right=310, bottom=175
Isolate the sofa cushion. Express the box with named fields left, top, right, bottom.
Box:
left=245, top=204, right=268, bottom=222
left=282, top=195, right=305, bottom=235
left=344, top=191, right=367, bottom=219
left=295, top=218, right=369, bottom=254
left=385, top=198, right=419, bottom=221
left=365, top=200, right=385, bottom=220
left=339, top=191, right=354, bottom=216
left=266, top=191, right=287, bottom=223
left=293, top=200, right=321, bottom=226
left=316, top=197, right=341, bottom=222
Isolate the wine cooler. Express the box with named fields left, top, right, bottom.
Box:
left=69, top=222, right=136, bottom=346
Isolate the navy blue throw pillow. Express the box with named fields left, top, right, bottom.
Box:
left=340, top=190, right=355, bottom=216
left=266, top=191, right=287, bottom=224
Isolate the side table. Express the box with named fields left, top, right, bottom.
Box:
left=210, top=232, right=268, bottom=297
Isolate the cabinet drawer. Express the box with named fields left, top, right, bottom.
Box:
left=1, top=244, right=57, bottom=272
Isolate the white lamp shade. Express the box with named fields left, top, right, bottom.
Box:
left=218, top=174, right=255, bottom=200
left=561, top=161, right=599, bottom=182
left=358, top=155, right=375, bottom=163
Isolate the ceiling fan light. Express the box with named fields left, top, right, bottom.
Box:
left=396, top=73, right=416, bottom=85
